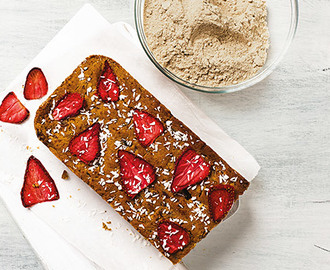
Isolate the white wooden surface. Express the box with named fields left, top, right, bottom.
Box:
left=0, top=0, right=329, bottom=269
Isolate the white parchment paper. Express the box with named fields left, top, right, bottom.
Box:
left=0, top=4, right=260, bottom=270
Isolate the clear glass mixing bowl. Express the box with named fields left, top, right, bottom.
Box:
left=134, top=0, right=299, bottom=93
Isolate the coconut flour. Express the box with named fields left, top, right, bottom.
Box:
left=143, top=0, right=269, bottom=87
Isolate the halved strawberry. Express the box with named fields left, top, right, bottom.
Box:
left=97, top=61, right=119, bottom=102
left=133, top=110, right=164, bottom=147
left=21, top=156, right=59, bottom=208
left=52, top=93, right=84, bottom=120
left=157, top=221, right=190, bottom=254
left=24, top=67, right=48, bottom=100
left=118, top=150, right=155, bottom=198
left=208, top=185, right=235, bottom=223
left=171, top=148, right=210, bottom=193
left=0, top=92, right=29, bottom=124
left=69, top=123, right=100, bottom=164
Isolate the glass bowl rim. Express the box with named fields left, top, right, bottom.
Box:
left=134, top=0, right=299, bottom=94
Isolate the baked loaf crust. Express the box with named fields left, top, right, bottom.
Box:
left=34, top=55, right=249, bottom=264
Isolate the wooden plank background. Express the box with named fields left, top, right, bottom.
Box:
left=0, top=0, right=329, bottom=269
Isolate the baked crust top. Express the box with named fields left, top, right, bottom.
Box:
left=34, top=55, right=249, bottom=264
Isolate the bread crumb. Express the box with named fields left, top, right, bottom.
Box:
left=61, top=170, right=69, bottom=180
left=102, top=222, right=112, bottom=231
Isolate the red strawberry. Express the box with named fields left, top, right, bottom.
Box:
left=171, top=149, right=210, bottom=193
left=52, top=93, right=84, bottom=121
left=133, top=110, right=164, bottom=147
left=69, top=123, right=100, bottom=164
left=208, top=185, right=235, bottom=223
left=118, top=150, right=155, bottom=198
left=97, top=61, right=119, bottom=102
left=0, top=92, right=29, bottom=124
left=157, top=221, right=190, bottom=254
left=24, top=68, right=48, bottom=100
left=21, top=156, right=59, bottom=208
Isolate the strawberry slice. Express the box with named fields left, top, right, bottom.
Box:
left=0, top=92, right=29, bottom=124
left=52, top=93, right=84, bottom=120
left=157, top=221, right=190, bottom=254
left=208, top=185, right=235, bottom=223
left=171, top=149, right=210, bottom=193
left=118, top=150, right=156, bottom=198
left=97, top=61, right=119, bottom=102
left=133, top=110, right=164, bottom=147
left=69, top=123, right=101, bottom=164
left=21, top=156, right=59, bottom=208
left=24, top=67, right=48, bottom=100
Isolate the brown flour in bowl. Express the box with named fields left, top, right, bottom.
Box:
left=143, top=0, right=269, bottom=87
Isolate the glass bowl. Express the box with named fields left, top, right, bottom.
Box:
left=134, top=0, right=299, bottom=93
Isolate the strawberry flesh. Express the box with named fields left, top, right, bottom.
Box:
left=118, top=150, right=155, bottom=198
left=208, top=185, right=235, bottom=223
left=157, top=221, right=190, bottom=254
left=97, top=61, right=119, bottom=102
left=24, top=67, right=48, bottom=100
left=69, top=123, right=101, bottom=164
left=52, top=93, right=84, bottom=120
left=171, top=149, right=210, bottom=193
left=133, top=110, right=164, bottom=147
left=0, top=92, right=29, bottom=124
left=21, top=156, right=59, bottom=208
